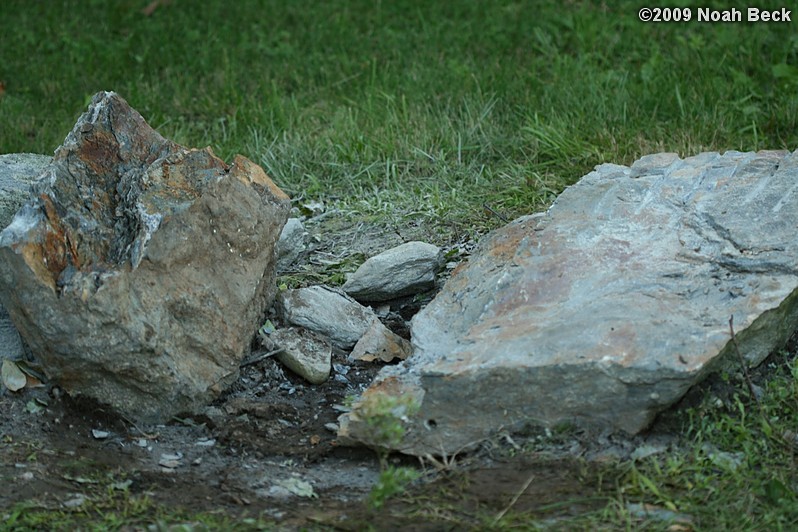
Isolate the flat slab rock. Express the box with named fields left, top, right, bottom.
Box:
left=0, top=92, right=290, bottom=421
left=340, top=150, right=798, bottom=456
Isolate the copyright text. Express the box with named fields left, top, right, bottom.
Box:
left=638, top=7, right=791, bottom=23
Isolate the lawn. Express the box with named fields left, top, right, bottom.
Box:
left=2, top=0, right=798, bottom=529
left=3, top=0, right=797, bottom=227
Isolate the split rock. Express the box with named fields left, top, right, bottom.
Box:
left=272, top=327, right=331, bottom=384
left=277, top=285, right=379, bottom=349
left=0, top=91, right=290, bottom=422
left=340, top=150, right=798, bottom=456
left=342, top=241, right=442, bottom=301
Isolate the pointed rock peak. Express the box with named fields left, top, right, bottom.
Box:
left=0, top=92, right=290, bottom=422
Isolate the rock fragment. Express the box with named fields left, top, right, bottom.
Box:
left=340, top=149, right=798, bottom=456
left=272, top=327, right=331, bottom=384
left=0, top=91, right=290, bottom=422
left=350, top=320, right=412, bottom=363
left=0, top=305, right=25, bottom=363
left=0, top=153, right=51, bottom=362
left=275, top=217, right=306, bottom=271
left=0, top=153, right=51, bottom=229
left=342, top=241, right=442, bottom=301
left=277, top=285, right=379, bottom=349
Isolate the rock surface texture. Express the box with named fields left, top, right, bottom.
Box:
left=340, top=150, right=798, bottom=456
left=342, top=241, right=442, bottom=301
left=0, top=92, right=290, bottom=421
left=275, top=217, right=306, bottom=271
left=277, top=285, right=382, bottom=350
left=0, top=154, right=52, bottom=229
left=0, top=154, right=52, bottom=361
left=350, top=320, right=412, bottom=363
left=272, top=327, right=331, bottom=385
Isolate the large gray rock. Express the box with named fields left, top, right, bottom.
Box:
left=0, top=92, right=290, bottom=421
left=342, top=241, right=442, bottom=301
left=340, top=150, right=798, bottom=456
left=0, top=153, right=51, bottom=361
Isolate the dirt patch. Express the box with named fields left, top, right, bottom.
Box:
left=2, top=334, right=795, bottom=529
left=0, top=353, right=383, bottom=523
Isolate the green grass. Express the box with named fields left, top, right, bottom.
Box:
left=2, top=0, right=797, bottom=228
left=612, top=356, right=798, bottom=530
left=3, top=0, right=798, bottom=528
left=3, top=501, right=275, bottom=532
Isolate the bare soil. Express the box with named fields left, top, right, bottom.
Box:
left=2, top=328, right=794, bottom=529
left=0, top=359, right=620, bottom=530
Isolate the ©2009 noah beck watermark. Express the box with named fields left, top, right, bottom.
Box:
left=638, top=7, right=791, bottom=23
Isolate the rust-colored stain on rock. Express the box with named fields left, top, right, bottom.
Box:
left=39, top=194, right=81, bottom=280
left=231, top=154, right=289, bottom=202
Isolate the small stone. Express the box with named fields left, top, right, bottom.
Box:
left=1, top=359, right=26, bottom=391
left=275, top=218, right=306, bottom=271
left=299, top=200, right=325, bottom=217
left=627, top=503, right=694, bottom=525
left=701, top=443, right=745, bottom=471
left=62, top=494, right=86, bottom=508
left=110, top=479, right=133, bottom=490
left=342, top=241, right=443, bottom=301
left=272, top=327, right=331, bottom=384
left=277, top=285, right=379, bottom=349
left=91, top=429, right=110, bottom=439
left=630, top=444, right=666, bottom=461
left=158, top=451, right=183, bottom=469
left=350, top=319, right=412, bottom=363
left=271, top=477, right=317, bottom=498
